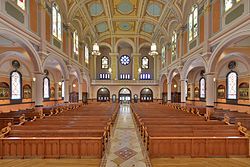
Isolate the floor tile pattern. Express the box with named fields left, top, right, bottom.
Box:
left=104, top=104, right=148, bottom=167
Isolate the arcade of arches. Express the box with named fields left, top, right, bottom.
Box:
left=0, top=0, right=250, bottom=167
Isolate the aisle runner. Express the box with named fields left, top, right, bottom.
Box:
left=104, top=104, right=148, bottom=167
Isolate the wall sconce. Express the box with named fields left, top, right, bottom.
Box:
left=213, top=77, right=216, bottom=82
left=108, top=68, right=112, bottom=73
left=138, top=68, right=142, bottom=74
left=73, top=84, right=76, bottom=88
left=58, top=82, right=62, bottom=86
left=174, top=84, right=177, bottom=88
left=32, top=77, right=36, bottom=82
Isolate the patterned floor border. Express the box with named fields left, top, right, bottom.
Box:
left=99, top=104, right=121, bottom=167
left=131, top=105, right=152, bottom=167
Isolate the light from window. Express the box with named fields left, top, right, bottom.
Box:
left=189, top=5, right=198, bottom=41
left=99, top=73, right=110, bottom=80
left=73, top=31, right=79, bottom=55
left=227, top=71, right=237, bottom=99
left=140, top=73, right=151, bottom=80
left=17, top=0, right=25, bottom=10
left=225, top=0, right=241, bottom=12
left=52, top=3, right=62, bottom=40
left=11, top=71, right=21, bottom=100
left=120, top=74, right=131, bottom=80
left=85, top=46, right=89, bottom=64
left=171, top=31, right=177, bottom=62
left=200, top=77, right=205, bottom=98
left=43, top=77, right=50, bottom=98
left=142, top=56, right=149, bottom=69
left=61, top=81, right=64, bottom=98
left=101, top=56, right=109, bottom=69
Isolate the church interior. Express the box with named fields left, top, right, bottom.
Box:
left=0, top=0, right=250, bottom=166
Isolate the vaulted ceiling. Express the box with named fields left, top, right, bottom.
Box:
left=57, top=0, right=190, bottom=45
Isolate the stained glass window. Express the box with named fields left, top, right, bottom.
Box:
left=227, top=71, right=237, bottom=99
left=142, top=56, right=149, bottom=69
left=73, top=31, right=79, bottom=55
left=200, top=77, right=205, bottom=98
left=101, top=56, right=109, bottom=69
left=120, top=55, right=130, bottom=65
left=171, top=31, right=177, bottom=62
left=52, top=3, right=62, bottom=40
left=62, top=81, right=64, bottom=98
left=43, top=77, right=50, bottom=99
left=225, top=0, right=241, bottom=12
left=161, top=47, right=165, bottom=65
left=189, top=5, right=198, bottom=41
left=11, top=71, right=21, bottom=100
left=85, top=46, right=89, bottom=64
left=17, top=0, right=25, bottom=10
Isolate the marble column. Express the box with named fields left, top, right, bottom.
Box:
left=34, top=73, right=44, bottom=107
left=180, top=79, right=187, bottom=103
left=31, top=79, right=36, bottom=102
left=206, top=73, right=215, bottom=107
left=54, top=82, right=59, bottom=100
left=78, top=83, right=82, bottom=101
left=167, top=82, right=172, bottom=102
left=109, top=53, right=118, bottom=80
left=189, top=82, right=195, bottom=100
left=132, top=53, right=140, bottom=80
left=64, top=79, right=69, bottom=103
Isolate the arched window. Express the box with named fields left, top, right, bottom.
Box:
left=140, top=88, right=153, bottom=102
left=199, top=77, right=206, bottom=99
left=101, top=56, right=109, bottom=69
left=52, top=3, right=62, bottom=40
left=17, top=0, right=26, bottom=10
left=161, top=46, right=165, bottom=65
left=85, top=46, right=89, bottom=64
left=142, top=56, right=149, bottom=69
left=171, top=31, right=177, bottom=62
left=225, top=0, right=241, bottom=12
left=188, top=4, right=198, bottom=41
left=43, top=77, right=50, bottom=99
left=73, top=31, right=79, bottom=55
left=227, top=71, right=237, bottom=100
left=10, top=71, right=22, bottom=100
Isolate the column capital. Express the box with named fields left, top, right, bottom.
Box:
left=204, top=72, right=215, bottom=76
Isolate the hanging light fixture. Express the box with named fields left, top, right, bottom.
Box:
left=148, top=0, right=158, bottom=56
left=91, top=42, right=101, bottom=56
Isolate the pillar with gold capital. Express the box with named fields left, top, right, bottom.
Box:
left=132, top=53, right=141, bottom=80
left=109, top=53, right=118, bottom=80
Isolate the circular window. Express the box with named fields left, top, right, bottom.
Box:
left=120, top=55, right=130, bottom=66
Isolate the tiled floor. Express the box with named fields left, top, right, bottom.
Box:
left=103, top=104, right=148, bottom=167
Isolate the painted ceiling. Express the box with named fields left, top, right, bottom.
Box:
left=60, top=0, right=187, bottom=44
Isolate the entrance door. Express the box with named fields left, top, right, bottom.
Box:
left=119, top=88, right=131, bottom=103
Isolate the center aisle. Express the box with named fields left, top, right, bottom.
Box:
left=103, top=104, right=150, bottom=167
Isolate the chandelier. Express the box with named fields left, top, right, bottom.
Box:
left=91, top=43, right=101, bottom=56
left=148, top=43, right=158, bottom=56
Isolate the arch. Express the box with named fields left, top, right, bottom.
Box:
left=69, top=66, right=83, bottom=84
left=99, top=42, right=112, bottom=51
left=208, top=29, right=250, bottom=73
left=0, top=28, right=43, bottom=73
left=43, top=54, right=69, bottom=80
left=181, top=54, right=207, bottom=79
left=118, top=87, right=132, bottom=102
left=115, top=38, right=135, bottom=53
left=167, top=68, right=180, bottom=83
left=140, top=88, right=153, bottom=102
left=97, top=87, right=110, bottom=102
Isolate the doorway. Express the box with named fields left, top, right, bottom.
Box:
left=119, top=88, right=131, bottom=103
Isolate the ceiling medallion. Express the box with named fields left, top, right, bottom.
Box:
left=117, top=0, right=133, bottom=15
left=147, top=2, right=161, bottom=17
left=89, top=2, right=104, bottom=17
left=119, top=22, right=132, bottom=31
left=96, top=22, right=108, bottom=33
left=142, top=23, right=154, bottom=33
